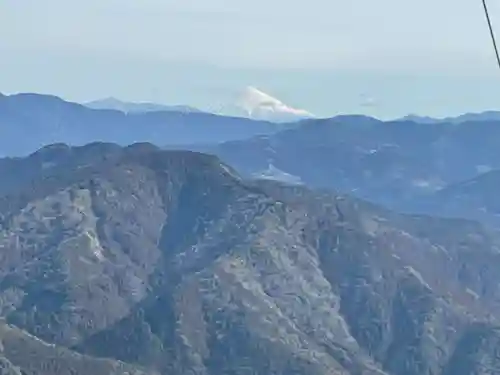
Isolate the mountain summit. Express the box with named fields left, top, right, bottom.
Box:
left=218, top=86, right=315, bottom=122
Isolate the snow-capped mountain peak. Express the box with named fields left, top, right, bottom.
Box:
left=218, top=86, right=315, bottom=123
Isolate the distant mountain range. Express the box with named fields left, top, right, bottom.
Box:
left=400, top=110, right=500, bottom=124
left=86, top=96, right=500, bottom=125
left=0, top=92, right=296, bottom=157
left=82, top=86, right=315, bottom=123
left=0, top=142, right=499, bottom=375
left=84, top=97, right=201, bottom=114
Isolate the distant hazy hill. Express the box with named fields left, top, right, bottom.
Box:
left=400, top=110, right=500, bottom=124
left=84, top=97, right=201, bottom=114
left=0, top=142, right=498, bottom=375
left=0, top=93, right=292, bottom=156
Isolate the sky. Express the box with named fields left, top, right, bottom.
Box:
left=2, top=0, right=500, bottom=119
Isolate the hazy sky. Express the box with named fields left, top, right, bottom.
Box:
left=2, top=0, right=500, bottom=118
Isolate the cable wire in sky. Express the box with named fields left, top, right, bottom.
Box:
left=482, top=0, right=500, bottom=71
